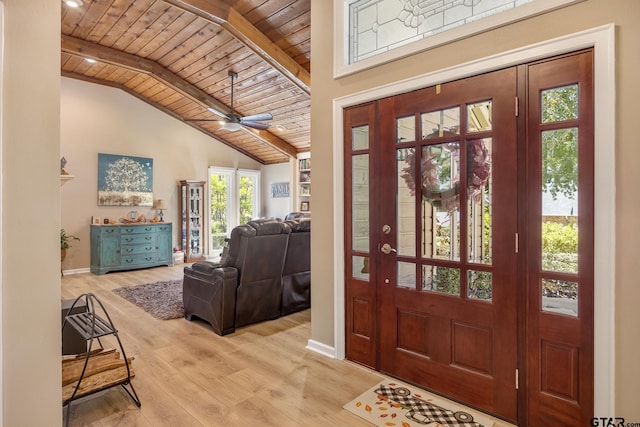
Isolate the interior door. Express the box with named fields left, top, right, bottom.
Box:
left=377, top=68, right=519, bottom=420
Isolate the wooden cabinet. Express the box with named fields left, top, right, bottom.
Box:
left=90, top=223, right=173, bottom=275
left=179, top=180, right=206, bottom=262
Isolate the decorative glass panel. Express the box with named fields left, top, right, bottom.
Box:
left=352, top=154, right=370, bottom=252
left=397, top=116, right=415, bottom=143
left=348, top=0, right=535, bottom=65
left=422, top=265, right=460, bottom=296
left=468, top=138, right=492, bottom=264
left=352, top=125, right=369, bottom=150
left=542, top=278, right=578, bottom=316
left=397, top=261, right=416, bottom=289
left=541, top=84, right=578, bottom=123
left=397, top=148, right=416, bottom=256
left=421, top=143, right=460, bottom=260
left=468, top=270, right=492, bottom=301
left=467, top=100, right=492, bottom=132
left=353, top=256, right=370, bottom=281
left=541, top=128, right=578, bottom=274
left=422, top=107, right=460, bottom=139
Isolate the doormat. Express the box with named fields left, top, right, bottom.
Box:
left=343, top=380, right=497, bottom=427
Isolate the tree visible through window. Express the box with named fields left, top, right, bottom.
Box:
left=208, top=167, right=261, bottom=256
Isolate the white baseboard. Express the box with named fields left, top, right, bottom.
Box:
left=306, top=339, right=336, bottom=359
left=62, top=267, right=90, bottom=275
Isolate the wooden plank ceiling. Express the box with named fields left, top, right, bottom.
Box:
left=61, top=0, right=311, bottom=165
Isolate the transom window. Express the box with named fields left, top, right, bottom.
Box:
left=335, top=0, right=584, bottom=77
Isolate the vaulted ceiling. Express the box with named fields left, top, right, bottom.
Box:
left=61, top=0, right=311, bottom=165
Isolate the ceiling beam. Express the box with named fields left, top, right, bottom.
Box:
left=61, top=35, right=296, bottom=159
left=239, top=127, right=298, bottom=159
left=62, top=35, right=231, bottom=116
left=163, top=0, right=311, bottom=96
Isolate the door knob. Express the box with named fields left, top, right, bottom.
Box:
left=380, top=243, right=396, bottom=254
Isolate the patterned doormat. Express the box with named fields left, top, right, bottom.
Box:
left=343, top=380, right=498, bottom=427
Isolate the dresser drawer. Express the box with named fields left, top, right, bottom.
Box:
left=121, top=225, right=157, bottom=234
left=121, top=253, right=158, bottom=266
left=121, top=244, right=156, bottom=256
left=121, top=234, right=156, bottom=245
left=156, top=224, right=172, bottom=233
left=99, top=226, right=119, bottom=235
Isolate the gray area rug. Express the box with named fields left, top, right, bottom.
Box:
left=113, top=279, right=184, bottom=320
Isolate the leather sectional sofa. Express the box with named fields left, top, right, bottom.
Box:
left=182, top=217, right=310, bottom=335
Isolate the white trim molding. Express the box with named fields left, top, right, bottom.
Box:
left=334, top=0, right=586, bottom=78
left=332, top=24, right=615, bottom=417
left=306, top=339, right=336, bottom=359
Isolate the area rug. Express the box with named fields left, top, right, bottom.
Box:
left=112, top=279, right=184, bottom=320
left=344, top=379, right=497, bottom=427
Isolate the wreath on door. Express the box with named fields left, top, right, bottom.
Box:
left=400, top=139, right=491, bottom=211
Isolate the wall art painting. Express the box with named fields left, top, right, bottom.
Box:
left=271, top=182, right=290, bottom=198
left=98, top=153, right=153, bottom=206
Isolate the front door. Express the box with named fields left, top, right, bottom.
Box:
left=344, top=52, right=594, bottom=425
left=381, top=68, right=518, bottom=419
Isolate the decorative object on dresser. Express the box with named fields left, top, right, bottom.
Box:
left=153, top=199, right=167, bottom=222
left=179, top=180, right=206, bottom=262
left=97, top=153, right=153, bottom=207
left=90, top=223, right=173, bottom=275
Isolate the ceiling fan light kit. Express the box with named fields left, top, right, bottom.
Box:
left=221, top=122, right=242, bottom=131
left=64, top=0, right=84, bottom=7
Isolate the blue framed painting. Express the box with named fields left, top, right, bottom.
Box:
left=98, top=153, right=153, bottom=206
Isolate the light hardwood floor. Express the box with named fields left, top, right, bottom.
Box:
left=61, top=265, right=382, bottom=427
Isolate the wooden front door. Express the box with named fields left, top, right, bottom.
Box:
left=344, top=51, right=594, bottom=425
left=379, top=68, right=518, bottom=420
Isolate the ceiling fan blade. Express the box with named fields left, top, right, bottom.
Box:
left=206, top=106, right=230, bottom=120
left=241, top=121, right=271, bottom=130
left=241, top=112, right=273, bottom=122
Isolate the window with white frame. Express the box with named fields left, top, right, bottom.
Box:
left=208, top=167, right=261, bottom=256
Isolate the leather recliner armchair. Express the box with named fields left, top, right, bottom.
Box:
left=282, top=218, right=311, bottom=315
left=183, top=218, right=291, bottom=335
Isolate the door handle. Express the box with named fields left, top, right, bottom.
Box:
left=380, top=243, right=396, bottom=254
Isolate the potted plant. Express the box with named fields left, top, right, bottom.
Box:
left=61, top=229, right=80, bottom=262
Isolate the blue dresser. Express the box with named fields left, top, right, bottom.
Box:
left=90, top=223, right=173, bottom=275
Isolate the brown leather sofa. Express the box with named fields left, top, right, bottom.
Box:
left=183, top=217, right=310, bottom=335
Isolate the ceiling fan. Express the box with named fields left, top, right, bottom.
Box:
left=193, top=71, right=273, bottom=131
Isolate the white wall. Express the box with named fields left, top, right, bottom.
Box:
left=61, top=77, right=272, bottom=271
left=2, top=0, right=61, bottom=425
left=262, top=161, right=294, bottom=219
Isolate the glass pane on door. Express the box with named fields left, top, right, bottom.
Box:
left=422, top=107, right=460, bottom=139
left=397, top=148, right=416, bottom=256
left=541, top=128, right=578, bottom=274
left=468, top=138, right=493, bottom=264
left=352, top=154, right=370, bottom=252
left=422, top=264, right=460, bottom=296
left=421, top=143, right=461, bottom=260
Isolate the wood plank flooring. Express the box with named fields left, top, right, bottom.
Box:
left=61, top=265, right=381, bottom=427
